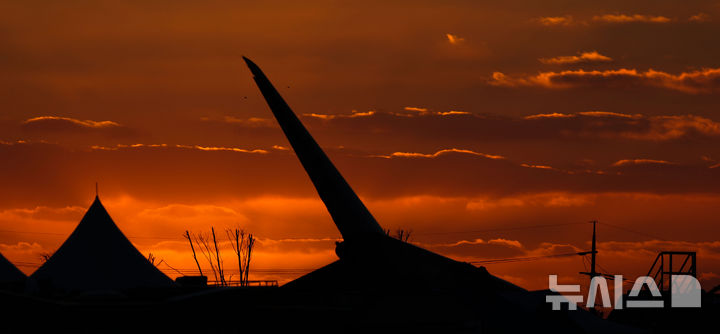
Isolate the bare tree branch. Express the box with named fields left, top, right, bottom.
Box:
left=194, top=232, right=219, bottom=283
left=211, top=227, right=226, bottom=286
left=184, top=230, right=203, bottom=277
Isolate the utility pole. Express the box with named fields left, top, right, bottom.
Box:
left=579, top=220, right=600, bottom=279
left=578, top=220, right=602, bottom=313
left=590, top=220, right=597, bottom=278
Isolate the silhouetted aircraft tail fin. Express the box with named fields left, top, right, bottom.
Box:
left=243, top=57, right=384, bottom=240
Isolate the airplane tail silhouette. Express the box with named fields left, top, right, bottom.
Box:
left=243, top=57, right=523, bottom=290
left=243, top=57, right=384, bottom=241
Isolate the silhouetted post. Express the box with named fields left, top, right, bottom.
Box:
left=184, top=230, right=203, bottom=277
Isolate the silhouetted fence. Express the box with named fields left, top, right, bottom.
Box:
left=208, top=279, right=278, bottom=287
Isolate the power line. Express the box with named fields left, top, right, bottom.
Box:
left=597, top=263, right=613, bottom=275
left=598, top=222, right=666, bottom=241
left=0, top=229, right=180, bottom=240
left=0, top=229, right=67, bottom=236
left=470, top=252, right=581, bottom=265
left=0, top=222, right=587, bottom=241
left=12, top=261, right=316, bottom=275
left=0, top=229, right=338, bottom=242
left=0, top=221, right=668, bottom=243
left=161, top=261, right=185, bottom=276
left=2, top=220, right=672, bottom=271
left=414, top=222, right=586, bottom=236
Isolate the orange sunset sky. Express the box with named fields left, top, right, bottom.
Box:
left=2, top=0, right=720, bottom=292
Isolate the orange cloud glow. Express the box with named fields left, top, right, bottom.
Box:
left=490, top=68, right=720, bottom=93
left=577, top=111, right=636, bottom=118
left=221, top=116, right=278, bottom=128
left=375, top=148, right=505, bottom=160
left=303, top=110, right=376, bottom=120
left=689, top=13, right=711, bottom=22
left=90, top=143, right=269, bottom=154
left=24, top=116, right=121, bottom=129
left=611, top=159, right=672, bottom=167
left=445, top=33, right=465, bottom=44
left=403, top=106, right=429, bottom=113
left=592, top=14, right=672, bottom=24
left=436, top=111, right=470, bottom=116
left=536, top=16, right=574, bottom=26
left=539, top=51, right=612, bottom=65
left=523, top=113, right=574, bottom=119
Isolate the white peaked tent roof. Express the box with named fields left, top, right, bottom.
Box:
left=28, top=196, right=173, bottom=292
left=0, top=251, right=26, bottom=284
